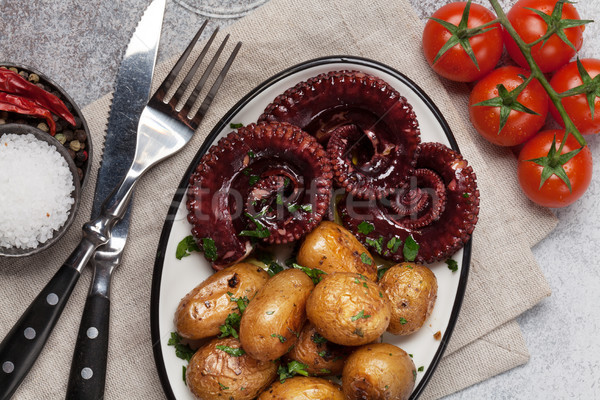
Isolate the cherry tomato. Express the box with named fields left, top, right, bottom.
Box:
left=469, top=66, right=548, bottom=146
left=422, top=1, right=503, bottom=82
left=503, top=0, right=585, bottom=73
left=549, top=58, right=600, bottom=135
left=518, top=129, right=592, bottom=208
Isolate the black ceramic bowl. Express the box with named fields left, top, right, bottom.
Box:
left=0, top=124, right=82, bottom=257
left=0, top=62, right=93, bottom=190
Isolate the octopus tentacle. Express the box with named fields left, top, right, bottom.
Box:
left=259, top=70, right=421, bottom=199
left=338, top=142, right=480, bottom=264
left=187, top=122, right=332, bottom=269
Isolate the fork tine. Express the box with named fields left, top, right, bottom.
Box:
left=169, top=27, right=220, bottom=108
left=154, top=20, right=208, bottom=100
left=180, top=34, right=230, bottom=113
left=191, top=41, right=242, bottom=127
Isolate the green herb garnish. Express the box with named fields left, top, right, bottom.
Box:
left=249, top=175, right=260, bottom=186
left=202, top=237, right=218, bottom=261
left=386, top=236, right=402, bottom=253
left=446, top=258, right=459, bottom=272
left=277, top=361, right=309, bottom=382
left=418, top=366, right=424, bottom=372
left=218, top=382, right=229, bottom=390
left=230, top=122, right=243, bottom=129
left=219, top=312, right=241, bottom=338
left=292, top=263, right=327, bottom=285
left=287, top=203, right=313, bottom=213
left=271, top=333, right=287, bottom=343
left=216, top=345, right=246, bottom=357
left=360, top=252, right=373, bottom=265
left=399, top=317, right=408, bottom=325
left=351, top=310, right=371, bottom=321
left=403, top=235, right=419, bottom=262
left=357, top=221, right=375, bottom=235
left=377, top=267, right=390, bottom=281
left=175, top=235, right=200, bottom=260
left=239, top=212, right=270, bottom=238
left=167, top=332, right=195, bottom=361
left=247, top=150, right=255, bottom=158
left=312, top=332, right=328, bottom=344
left=365, top=236, right=384, bottom=253
left=182, top=365, right=187, bottom=385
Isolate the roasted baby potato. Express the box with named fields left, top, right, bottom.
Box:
left=258, top=376, right=344, bottom=400
left=186, top=337, right=278, bottom=400
left=174, top=262, right=270, bottom=340
left=379, top=263, right=438, bottom=335
left=286, top=321, right=351, bottom=376
left=240, top=268, right=314, bottom=361
left=297, top=221, right=377, bottom=281
left=306, top=272, right=391, bottom=346
left=342, top=343, right=416, bottom=400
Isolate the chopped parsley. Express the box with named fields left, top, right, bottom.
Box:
left=312, top=332, right=328, bottom=344
left=318, top=350, right=327, bottom=357
left=357, top=221, right=375, bottom=235
left=377, top=267, right=390, bottom=280
left=218, top=382, right=229, bottom=390
left=167, top=332, right=195, bottom=361
left=216, top=345, right=246, bottom=357
left=399, top=317, right=408, bottom=325
left=182, top=365, right=187, bottom=384
left=175, top=235, right=200, bottom=260
left=202, top=237, right=218, bottom=262
left=462, top=192, right=470, bottom=198
left=360, top=252, right=373, bottom=265
left=320, top=369, right=332, bottom=374
left=276, top=192, right=284, bottom=205
left=267, top=262, right=284, bottom=277
left=292, top=263, right=327, bottom=285
left=418, top=366, right=424, bottom=372
left=386, top=236, right=402, bottom=253
left=446, top=258, right=459, bottom=272
left=239, top=212, right=270, bottom=238
left=365, top=236, right=384, bottom=253
left=247, top=150, right=255, bottom=158
left=219, top=312, right=242, bottom=338
left=227, top=292, right=250, bottom=314
left=351, top=310, right=371, bottom=321
left=287, top=203, right=312, bottom=213
left=277, top=361, right=309, bottom=382
left=230, top=122, right=243, bottom=129
left=248, top=175, right=260, bottom=186
left=403, top=235, right=419, bottom=262
left=271, top=333, right=287, bottom=343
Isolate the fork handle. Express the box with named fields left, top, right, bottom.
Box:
left=0, top=264, right=80, bottom=400
left=65, top=292, right=110, bottom=400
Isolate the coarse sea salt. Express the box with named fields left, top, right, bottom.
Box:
left=0, top=133, right=75, bottom=250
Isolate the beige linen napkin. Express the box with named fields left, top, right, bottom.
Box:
left=0, top=0, right=558, bottom=398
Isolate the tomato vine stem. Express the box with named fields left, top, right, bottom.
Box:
left=487, top=0, right=587, bottom=157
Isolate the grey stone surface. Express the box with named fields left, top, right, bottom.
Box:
left=1, top=0, right=599, bottom=398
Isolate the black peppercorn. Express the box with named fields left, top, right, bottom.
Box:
left=63, top=129, right=74, bottom=141
left=68, top=149, right=76, bottom=159
left=75, top=129, right=87, bottom=142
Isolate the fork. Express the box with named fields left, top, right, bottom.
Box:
left=0, top=26, right=240, bottom=400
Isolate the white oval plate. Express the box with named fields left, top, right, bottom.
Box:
left=150, top=56, right=471, bottom=399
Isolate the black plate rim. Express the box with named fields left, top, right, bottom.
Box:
left=150, top=55, right=471, bottom=400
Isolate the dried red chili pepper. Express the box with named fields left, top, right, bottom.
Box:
left=0, top=68, right=76, bottom=126
left=0, top=92, right=57, bottom=135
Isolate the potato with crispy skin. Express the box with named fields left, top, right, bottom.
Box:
left=379, top=263, right=437, bottom=335
left=174, top=262, right=270, bottom=340
left=186, top=337, right=278, bottom=400
left=240, top=268, right=314, bottom=361
left=306, top=272, right=390, bottom=346
left=285, top=322, right=351, bottom=376
left=342, top=343, right=416, bottom=400
left=258, top=376, right=344, bottom=400
left=297, top=221, right=377, bottom=281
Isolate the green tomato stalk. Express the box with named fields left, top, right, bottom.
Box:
left=487, top=0, right=591, bottom=190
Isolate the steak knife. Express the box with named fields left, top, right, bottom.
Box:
left=0, top=0, right=165, bottom=398
left=65, top=0, right=167, bottom=397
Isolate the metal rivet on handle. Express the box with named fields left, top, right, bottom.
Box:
left=81, top=367, right=93, bottom=380
left=2, top=361, right=14, bottom=374
left=46, top=293, right=59, bottom=306
left=86, top=327, right=98, bottom=339
left=24, top=327, right=36, bottom=340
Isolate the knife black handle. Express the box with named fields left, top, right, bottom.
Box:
left=66, top=292, right=110, bottom=400
left=0, top=264, right=80, bottom=400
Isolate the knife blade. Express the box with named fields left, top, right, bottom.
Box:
left=0, top=1, right=165, bottom=399
left=65, top=0, right=166, bottom=398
